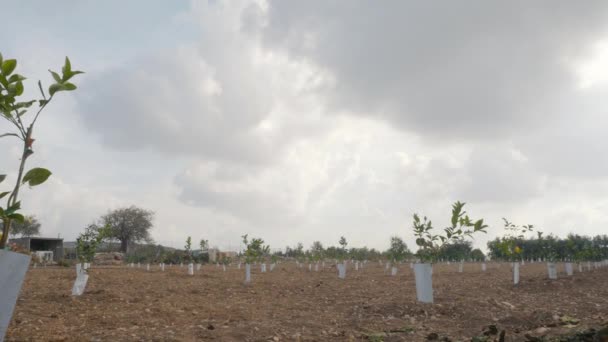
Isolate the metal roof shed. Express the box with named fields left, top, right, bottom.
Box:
left=9, top=237, right=64, bottom=262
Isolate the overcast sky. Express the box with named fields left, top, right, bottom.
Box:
left=2, top=1, right=608, bottom=252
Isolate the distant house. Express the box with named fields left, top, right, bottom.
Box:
left=207, top=248, right=238, bottom=262
left=10, top=237, right=64, bottom=262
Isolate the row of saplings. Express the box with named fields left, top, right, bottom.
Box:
left=71, top=201, right=608, bottom=303
left=412, top=202, right=608, bottom=302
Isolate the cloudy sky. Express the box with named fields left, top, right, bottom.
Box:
left=2, top=0, right=608, bottom=252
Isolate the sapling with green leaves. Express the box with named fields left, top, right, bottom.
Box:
left=0, top=54, right=83, bottom=248
left=311, top=241, right=324, bottom=262
left=538, top=232, right=561, bottom=279
left=497, top=218, right=534, bottom=262
left=411, top=201, right=487, bottom=303
left=184, top=236, right=192, bottom=263
left=241, top=234, right=269, bottom=264
left=76, top=225, right=110, bottom=269
left=413, top=201, right=488, bottom=264
left=220, top=256, right=231, bottom=266
left=338, top=236, right=348, bottom=261
left=199, top=239, right=208, bottom=252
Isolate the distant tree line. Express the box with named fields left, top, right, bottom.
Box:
left=487, top=233, right=608, bottom=262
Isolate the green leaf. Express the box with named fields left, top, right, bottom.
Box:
left=0, top=191, right=10, bottom=199
left=22, top=167, right=52, bottom=186
left=49, top=70, right=62, bottom=83
left=5, top=201, right=21, bottom=215
left=0, top=52, right=3, bottom=64
left=13, top=100, right=36, bottom=110
left=7, top=213, right=24, bottom=223
left=14, top=81, right=24, bottom=96
left=62, top=57, right=71, bottom=77
left=63, top=70, right=84, bottom=82
left=8, top=74, right=26, bottom=83
left=63, top=82, right=77, bottom=91
left=1, top=59, right=17, bottom=76
left=49, top=83, right=61, bottom=96
left=0, top=174, right=5, bottom=183
left=7, top=81, right=24, bottom=96
left=48, top=82, right=76, bottom=95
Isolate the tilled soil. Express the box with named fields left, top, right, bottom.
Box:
left=6, top=262, right=608, bottom=341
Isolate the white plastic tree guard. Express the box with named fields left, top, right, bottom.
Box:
left=414, top=263, right=433, bottom=303
left=245, top=264, right=251, bottom=284
left=513, top=262, right=520, bottom=285
left=547, top=262, right=557, bottom=279
left=72, top=263, right=89, bottom=296
left=188, top=263, right=194, bottom=275
left=481, top=263, right=487, bottom=272
left=458, top=262, right=464, bottom=273
left=565, top=262, right=573, bottom=276
left=337, top=263, right=346, bottom=279
left=261, top=263, right=267, bottom=273
left=391, top=266, right=397, bottom=276
left=0, top=250, right=31, bottom=341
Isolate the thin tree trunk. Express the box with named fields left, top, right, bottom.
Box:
left=0, top=127, right=31, bottom=249
left=121, top=239, right=129, bottom=254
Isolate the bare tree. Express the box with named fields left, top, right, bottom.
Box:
left=102, top=206, right=153, bottom=253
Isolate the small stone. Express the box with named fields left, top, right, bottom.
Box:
left=534, top=327, right=549, bottom=335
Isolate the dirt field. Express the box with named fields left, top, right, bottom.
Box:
left=6, top=262, right=608, bottom=341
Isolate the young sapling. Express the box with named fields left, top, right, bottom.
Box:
left=412, top=201, right=487, bottom=303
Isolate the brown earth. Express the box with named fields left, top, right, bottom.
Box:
left=6, top=262, right=608, bottom=341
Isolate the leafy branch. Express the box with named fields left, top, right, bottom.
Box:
left=241, top=234, right=269, bottom=264
left=0, top=53, right=83, bottom=248
left=413, top=201, right=487, bottom=263
left=497, top=218, right=534, bottom=261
